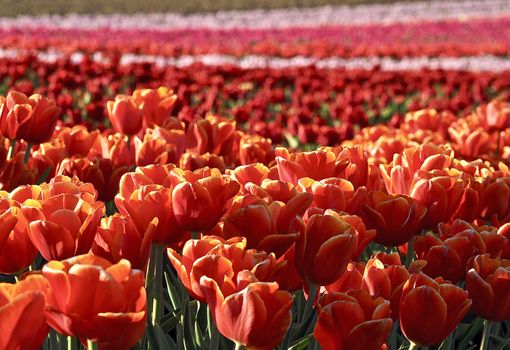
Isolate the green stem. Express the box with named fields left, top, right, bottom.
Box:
left=408, top=343, right=419, bottom=350
left=405, top=237, right=415, bottom=267
left=152, top=244, right=164, bottom=326
left=208, top=307, right=219, bottom=350
left=49, top=330, right=59, bottom=350
left=192, top=231, right=200, bottom=240
left=23, top=142, right=33, bottom=164
left=234, top=343, right=244, bottom=350
left=301, top=283, right=319, bottom=324
left=67, top=336, right=76, bottom=350
left=480, top=320, right=493, bottom=350
left=87, top=339, right=99, bottom=350
left=7, top=139, right=16, bottom=160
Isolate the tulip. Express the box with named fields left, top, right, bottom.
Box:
left=295, top=213, right=356, bottom=286
left=58, top=125, right=99, bottom=157
left=171, top=168, right=240, bottom=232
left=314, top=289, right=393, bottom=350
left=239, top=134, right=274, bottom=165
left=399, top=273, right=471, bottom=346
left=222, top=191, right=310, bottom=257
left=25, top=192, right=105, bottom=261
left=0, top=91, right=61, bottom=144
left=43, top=254, right=146, bottom=349
left=297, top=177, right=354, bottom=213
left=106, top=95, right=143, bottom=136
left=361, top=191, right=426, bottom=246
left=466, top=254, right=510, bottom=321
left=186, top=115, right=238, bottom=163
left=0, top=275, right=49, bottom=350
left=415, top=230, right=486, bottom=283
left=168, top=236, right=287, bottom=302
left=0, top=196, right=38, bottom=274
left=91, top=214, right=158, bottom=270
left=200, top=277, right=293, bottom=350
left=115, top=164, right=184, bottom=244
left=276, top=147, right=339, bottom=184
left=132, top=87, right=177, bottom=128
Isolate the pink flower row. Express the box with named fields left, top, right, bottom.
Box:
left=0, top=16, right=509, bottom=59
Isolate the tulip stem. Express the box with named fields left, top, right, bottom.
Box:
left=7, top=139, right=16, bottom=160
left=150, top=244, right=165, bottom=326
left=302, top=283, right=319, bottom=324
left=480, top=320, right=493, bottom=350
left=405, top=237, right=415, bottom=267
left=67, top=336, right=77, bottom=350
left=23, top=142, right=33, bottom=164
left=234, top=343, right=244, bottom=350
left=87, top=339, right=99, bottom=350
left=408, top=343, right=419, bottom=350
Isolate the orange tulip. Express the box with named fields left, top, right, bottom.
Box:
left=276, top=147, right=340, bottom=184
left=222, top=190, right=310, bottom=257
left=326, top=211, right=376, bottom=260
left=56, top=156, right=105, bottom=197
left=229, top=163, right=271, bottom=190
left=297, top=177, right=354, bottom=213
left=201, top=277, right=292, bottom=350
left=168, top=236, right=287, bottom=302
left=0, top=153, right=37, bottom=191
left=58, top=125, right=99, bottom=157
left=186, top=115, right=238, bottom=163
left=314, top=289, right=392, bottom=350
left=476, top=100, right=510, bottom=132
left=0, top=275, right=49, bottom=350
left=239, top=134, right=274, bottom=165
left=295, top=213, right=356, bottom=286
left=361, top=191, right=426, bottom=246
left=106, top=95, right=143, bottom=136
left=115, top=164, right=184, bottom=244
left=170, top=168, right=240, bottom=232
left=132, top=87, right=177, bottom=128
left=179, top=152, right=227, bottom=173
left=399, top=273, right=471, bottom=346
left=91, top=214, right=158, bottom=270
left=25, top=191, right=105, bottom=261
left=498, top=223, right=510, bottom=259
left=466, top=254, right=510, bottom=321
left=0, top=196, right=38, bottom=274
left=43, top=254, right=146, bottom=349
left=410, top=170, right=480, bottom=228
left=0, top=91, right=61, bottom=143
left=134, top=134, right=179, bottom=166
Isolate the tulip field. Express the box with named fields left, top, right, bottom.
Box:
left=2, top=0, right=510, bottom=349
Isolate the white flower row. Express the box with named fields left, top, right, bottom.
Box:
left=1, top=48, right=510, bottom=72
left=0, top=0, right=508, bottom=30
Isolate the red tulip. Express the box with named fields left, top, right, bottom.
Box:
left=295, top=213, right=356, bottom=286
left=361, top=191, right=426, bottom=246
left=0, top=91, right=61, bottom=143
left=399, top=273, right=471, bottom=346
left=201, top=278, right=293, bottom=350
left=0, top=275, right=50, bottom=350
left=106, top=95, right=143, bottom=136
left=314, top=289, right=393, bottom=350
left=91, top=213, right=158, bottom=270
left=466, top=254, right=510, bottom=321
left=0, top=196, right=38, bottom=274
left=43, top=254, right=146, bottom=349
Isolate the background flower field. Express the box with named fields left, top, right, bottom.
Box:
left=0, top=1, right=510, bottom=350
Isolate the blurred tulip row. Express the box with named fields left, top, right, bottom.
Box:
left=0, top=85, right=510, bottom=350
left=1, top=55, right=510, bottom=149
left=0, top=16, right=509, bottom=59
